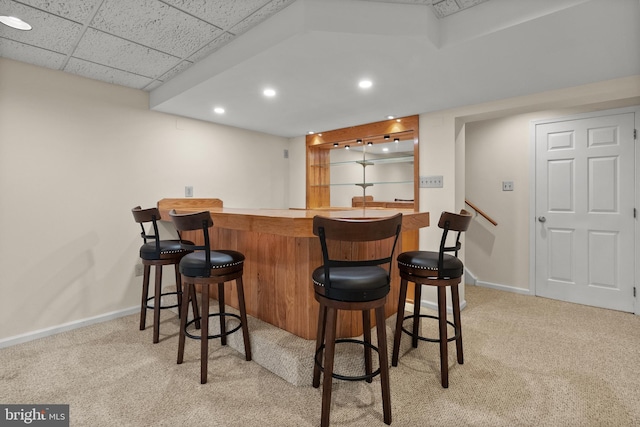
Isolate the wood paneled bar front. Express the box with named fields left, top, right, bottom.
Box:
left=158, top=198, right=429, bottom=340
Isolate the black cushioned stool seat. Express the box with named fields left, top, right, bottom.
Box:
left=169, top=209, right=251, bottom=385
left=312, top=214, right=402, bottom=427
left=132, top=206, right=196, bottom=344
left=392, top=210, right=472, bottom=388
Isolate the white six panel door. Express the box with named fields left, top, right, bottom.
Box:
left=535, top=111, right=635, bottom=312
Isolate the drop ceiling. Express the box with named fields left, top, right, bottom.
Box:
left=1, top=0, right=638, bottom=137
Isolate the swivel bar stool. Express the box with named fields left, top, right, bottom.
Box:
left=131, top=206, right=197, bottom=343
left=312, top=213, right=402, bottom=426
left=391, top=209, right=472, bottom=388
left=169, top=209, right=251, bottom=384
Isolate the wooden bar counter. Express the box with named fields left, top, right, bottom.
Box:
left=158, top=198, right=429, bottom=340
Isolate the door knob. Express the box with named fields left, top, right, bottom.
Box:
left=538, top=216, right=546, bottom=223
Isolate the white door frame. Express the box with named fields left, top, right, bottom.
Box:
left=529, top=106, right=639, bottom=315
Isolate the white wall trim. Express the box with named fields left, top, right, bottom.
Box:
left=465, top=267, right=478, bottom=286
left=473, top=280, right=533, bottom=296
left=409, top=296, right=469, bottom=314
left=0, top=306, right=138, bottom=349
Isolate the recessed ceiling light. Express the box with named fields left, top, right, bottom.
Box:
left=263, top=88, right=276, bottom=97
left=308, top=131, right=315, bottom=135
left=386, top=115, right=395, bottom=120
left=0, top=16, right=32, bottom=30
left=382, top=147, right=389, bottom=152
left=213, top=107, right=225, bottom=114
left=345, top=145, right=350, bottom=150
left=358, top=80, right=372, bottom=89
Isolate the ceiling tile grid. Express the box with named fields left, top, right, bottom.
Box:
left=90, top=0, right=223, bottom=58
left=0, top=0, right=485, bottom=92
left=162, top=0, right=273, bottom=31
left=64, top=56, right=154, bottom=88
left=0, top=0, right=297, bottom=90
left=0, top=0, right=83, bottom=52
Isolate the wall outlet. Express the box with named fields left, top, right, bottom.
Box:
left=134, top=263, right=144, bottom=277
left=502, top=181, right=514, bottom=191
left=419, top=175, right=443, bottom=188
left=185, top=186, right=193, bottom=197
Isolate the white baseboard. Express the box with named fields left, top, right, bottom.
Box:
left=0, top=306, right=139, bottom=349
left=473, top=280, right=532, bottom=296
left=464, top=267, right=532, bottom=296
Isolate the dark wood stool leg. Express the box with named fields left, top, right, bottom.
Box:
left=363, top=309, right=372, bottom=383
left=140, top=264, right=151, bottom=331
left=321, top=306, right=338, bottom=427
left=218, top=282, right=227, bottom=346
left=392, top=278, right=408, bottom=366
left=437, top=286, right=449, bottom=388
left=451, top=284, right=463, bottom=365
left=191, top=285, right=201, bottom=330
left=313, top=304, right=327, bottom=388
left=412, top=282, right=422, bottom=348
left=174, top=264, right=182, bottom=319
left=177, top=282, right=192, bottom=365
left=152, top=265, right=163, bottom=344
left=236, top=276, right=252, bottom=361
left=200, top=283, right=210, bottom=384
left=375, top=305, right=392, bottom=425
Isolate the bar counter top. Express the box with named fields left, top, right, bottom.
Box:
left=158, top=198, right=429, bottom=238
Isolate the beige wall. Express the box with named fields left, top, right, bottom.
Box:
left=418, top=76, right=640, bottom=303
left=0, top=58, right=290, bottom=343
left=1, top=55, right=638, bottom=343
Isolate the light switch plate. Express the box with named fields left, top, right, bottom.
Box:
left=185, top=186, right=193, bottom=197
left=420, top=175, right=443, bottom=188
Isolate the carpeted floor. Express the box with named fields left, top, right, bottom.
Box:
left=1, top=285, right=640, bottom=426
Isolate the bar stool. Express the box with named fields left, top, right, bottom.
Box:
left=169, top=209, right=251, bottom=384
left=391, top=209, right=472, bottom=388
left=131, top=206, right=197, bottom=343
left=312, top=213, right=402, bottom=427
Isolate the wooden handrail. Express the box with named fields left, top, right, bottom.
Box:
left=465, top=199, right=498, bottom=226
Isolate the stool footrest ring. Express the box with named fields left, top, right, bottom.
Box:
left=400, top=314, right=459, bottom=343
left=184, top=312, right=242, bottom=340
left=146, top=291, right=181, bottom=310
left=315, top=338, right=381, bottom=382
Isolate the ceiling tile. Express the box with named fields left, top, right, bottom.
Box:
left=228, top=0, right=296, bottom=36
left=65, top=57, right=153, bottom=88
left=187, top=31, right=234, bottom=63
left=89, top=0, right=222, bottom=58
left=362, top=0, right=431, bottom=4
left=156, top=59, right=193, bottom=83
left=72, top=28, right=179, bottom=78
left=432, top=0, right=461, bottom=17
left=0, top=37, right=66, bottom=68
left=14, top=0, right=102, bottom=23
left=162, top=0, right=271, bottom=31
left=456, top=0, right=487, bottom=9
left=144, top=80, right=163, bottom=91
left=0, top=0, right=83, bottom=53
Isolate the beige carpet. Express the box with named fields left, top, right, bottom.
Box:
left=2, top=286, right=640, bottom=426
